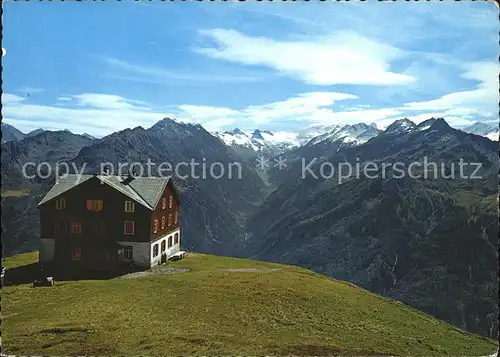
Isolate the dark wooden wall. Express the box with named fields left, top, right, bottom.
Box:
left=150, top=181, right=180, bottom=242
left=39, top=176, right=151, bottom=269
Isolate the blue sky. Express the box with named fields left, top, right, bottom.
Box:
left=2, top=1, right=498, bottom=136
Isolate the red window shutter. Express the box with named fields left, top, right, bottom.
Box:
left=124, top=221, right=134, bottom=234
left=72, top=247, right=81, bottom=260
left=86, top=200, right=93, bottom=210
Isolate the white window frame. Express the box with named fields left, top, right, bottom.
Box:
left=168, top=196, right=173, bottom=208
left=55, top=198, right=66, bottom=210
left=124, top=221, right=135, bottom=235
left=124, top=200, right=135, bottom=212
left=124, top=246, right=133, bottom=259
left=153, top=219, right=159, bottom=233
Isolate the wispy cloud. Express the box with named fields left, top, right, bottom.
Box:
left=16, top=86, right=44, bottom=95
left=99, top=56, right=264, bottom=85
left=195, top=29, right=415, bottom=86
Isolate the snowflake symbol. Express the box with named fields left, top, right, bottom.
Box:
left=273, top=156, right=287, bottom=170
left=255, top=156, right=269, bottom=170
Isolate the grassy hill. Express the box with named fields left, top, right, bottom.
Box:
left=2, top=252, right=497, bottom=356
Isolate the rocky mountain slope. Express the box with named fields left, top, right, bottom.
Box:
left=1, top=122, right=26, bottom=143
left=244, top=118, right=499, bottom=338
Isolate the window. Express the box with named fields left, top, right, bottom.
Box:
left=72, top=247, right=81, bottom=261
left=168, top=236, right=172, bottom=248
left=71, top=222, right=82, bottom=234
left=124, top=201, right=135, bottom=212
left=168, top=214, right=172, bottom=227
left=161, top=216, right=165, bottom=229
left=153, top=219, right=159, bottom=233
left=174, top=211, right=178, bottom=224
left=162, top=197, right=166, bottom=209
left=55, top=198, right=66, bottom=210
left=161, top=240, right=166, bottom=252
left=86, top=200, right=103, bottom=212
left=168, top=196, right=173, bottom=208
left=153, top=244, right=159, bottom=257
left=124, top=246, right=133, bottom=260
left=174, top=233, right=179, bottom=245
left=124, top=221, right=135, bottom=235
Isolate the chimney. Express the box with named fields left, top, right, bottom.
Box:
left=122, top=167, right=136, bottom=185
left=122, top=174, right=135, bottom=185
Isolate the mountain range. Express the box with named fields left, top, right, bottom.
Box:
left=0, top=123, right=96, bottom=143
left=1, top=116, right=498, bottom=339
left=210, top=120, right=498, bottom=155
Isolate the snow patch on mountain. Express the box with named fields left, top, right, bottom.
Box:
left=212, top=128, right=300, bottom=153
left=384, top=119, right=417, bottom=134
left=462, top=122, right=499, bottom=141
left=306, top=123, right=381, bottom=147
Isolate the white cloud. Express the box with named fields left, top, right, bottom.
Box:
left=195, top=29, right=415, bottom=86
left=176, top=105, right=241, bottom=130
left=401, top=61, right=498, bottom=118
left=243, top=92, right=358, bottom=123
left=2, top=92, right=176, bottom=137
left=2, top=83, right=494, bottom=137
left=177, top=92, right=359, bottom=129
left=2, top=93, right=26, bottom=105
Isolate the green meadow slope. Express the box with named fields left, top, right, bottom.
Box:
left=2, top=252, right=497, bottom=356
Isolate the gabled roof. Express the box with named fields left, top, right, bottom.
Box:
left=37, top=174, right=174, bottom=210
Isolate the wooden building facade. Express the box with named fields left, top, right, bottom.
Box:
left=37, top=174, right=181, bottom=273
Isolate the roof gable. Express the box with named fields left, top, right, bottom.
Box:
left=128, top=176, right=170, bottom=208
left=37, top=174, right=172, bottom=210
left=37, top=175, right=95, bottom=206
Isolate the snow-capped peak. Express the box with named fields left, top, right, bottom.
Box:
left=212, top=128, right=300, bottom=153
left=306, top=123, right=380, bottom=147
left=227, top=128, right=246, bottom=136
left=461, top=121, right=499, bottom=141
left=252, top=129, right=265, bottom=141
left=384, top=119, right=417, bottom=134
